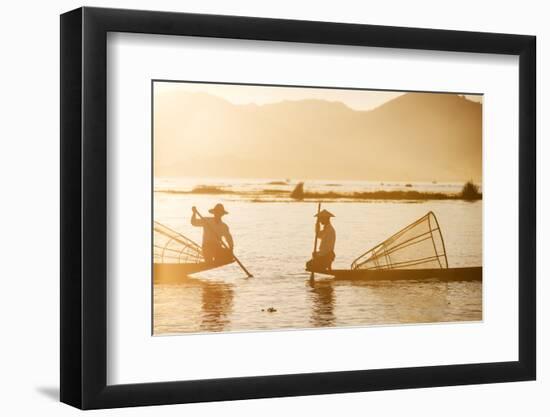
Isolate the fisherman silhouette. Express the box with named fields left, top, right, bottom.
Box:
left=191, top=203, right=234, bottom=264
left=306, top=209, right=336, bottom=272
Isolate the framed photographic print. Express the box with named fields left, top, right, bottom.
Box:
left=60, top=7, right=536, bottom=409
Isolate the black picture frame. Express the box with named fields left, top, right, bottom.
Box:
left=60, top=6, right=536, bottom=410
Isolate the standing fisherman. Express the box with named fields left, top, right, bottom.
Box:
left=191, top=203, right=234, bottom=264
left=306, top=209, right=336, bottom=272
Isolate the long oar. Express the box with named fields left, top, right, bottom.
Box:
left=310, top=202, right=322, bottom=280
left=194, top=209, right=253, bottom=278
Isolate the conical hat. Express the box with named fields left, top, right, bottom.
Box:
left=209, top=203, right=228, bottom=215
left=314, top=209, right=335, bottom=218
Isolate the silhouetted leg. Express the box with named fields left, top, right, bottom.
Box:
left=202, top=245, right=216, bottom=264
left=311, top=252, right=336, bottom=271
left=215, top=247, right=234, bottom=264
left=307, top=253, right=330, bottom=272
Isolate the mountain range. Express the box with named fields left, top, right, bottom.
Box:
left=153, top=90, right=482, bottom=182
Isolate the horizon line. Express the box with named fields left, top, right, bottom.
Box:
left=153, top=79, right=483, bottom=111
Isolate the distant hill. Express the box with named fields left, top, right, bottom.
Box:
left=154, top=90, right=482, bottom=182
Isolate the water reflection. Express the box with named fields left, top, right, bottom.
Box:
left=154, top=274, right=481, bottom=335
left=154, top=276, right=234, bottom=334
left=198, top=278, right=234, bottom=332
left=308, top=279, right=335, bottom=327
left=331, top=279, right=453, bottom=324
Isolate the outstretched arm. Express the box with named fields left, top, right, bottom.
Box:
left=190, top=206, right=204, bottom=227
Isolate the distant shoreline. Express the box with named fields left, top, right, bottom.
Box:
left=155, top=185, right=482, bottom=201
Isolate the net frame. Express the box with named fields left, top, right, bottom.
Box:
left=153, top=221, right=205, bottom=264
left=351, top=211, right=448, bottom=271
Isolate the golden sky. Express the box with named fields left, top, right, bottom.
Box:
left=154, top=82, right=482, bottom=182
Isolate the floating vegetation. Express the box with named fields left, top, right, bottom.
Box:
left=261, top=189, right=289, bottom=195
left=290, top=182, right=305, bottom=200
left=296, top=190, right=452, bottom=200
left=156, top=181, right=481, bottom=201
left=190, top=185, right=232, bottom=194
left=250, top=199, right=282, bottom=203
left=459, top=180, right=482, bottom=200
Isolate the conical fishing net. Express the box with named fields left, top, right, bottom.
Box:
left=153, top=221, right=205, bottom=264
left=352, top=212, right=448, bottom=270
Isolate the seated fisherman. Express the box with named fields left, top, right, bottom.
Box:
left=191, top=203, right=234, bottom=264
left=306, top=209, right=336, bottom=272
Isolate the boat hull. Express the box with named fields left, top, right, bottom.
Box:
left=311, top=266, right=482, bottom=282
left=154, top=261, right=233, bottom=283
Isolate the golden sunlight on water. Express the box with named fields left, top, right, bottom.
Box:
left=153, top=179, right=482, bottom=335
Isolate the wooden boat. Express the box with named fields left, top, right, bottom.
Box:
left=308, top=266, right=482, bottom=282
left=153, top=221, right=234, bottom=283
left=309, top=211, right=481, bottom=283
left=154, top=260, right=234, bottom=283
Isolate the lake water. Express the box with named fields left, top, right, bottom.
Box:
left=153, top=178, right=482, bottom=335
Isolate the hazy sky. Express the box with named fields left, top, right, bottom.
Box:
left=155, top=81, right=482, bottom=112
left=154, top=81, right=482, bottom=182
